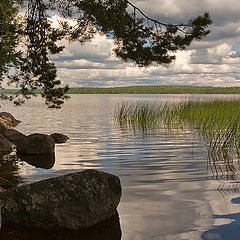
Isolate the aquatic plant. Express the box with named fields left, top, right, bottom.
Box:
left=114, top=101, right=162, bottom=132
left=115, top=98, right=240, bottom=179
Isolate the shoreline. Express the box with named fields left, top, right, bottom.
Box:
left=3, top=86, right=240, bottom=95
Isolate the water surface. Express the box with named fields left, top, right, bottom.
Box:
left=1, top=94, right=240, bottom=240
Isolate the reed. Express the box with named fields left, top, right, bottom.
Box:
left=115, top=98, right=240, bottom=177
left=114, top=101, right=163, bottom=132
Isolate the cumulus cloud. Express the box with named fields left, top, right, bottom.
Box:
left=210, top=43, right=231, bottom=57
left=48, top=1, right=240, bottom=87
left=51, top=34, right=114, bottom=62
left=172, top=51, right=193, bottom=72
left=229, top=51, right=240, bottom=59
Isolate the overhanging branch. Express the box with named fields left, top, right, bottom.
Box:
left=127, top=1, right=188, bottom=28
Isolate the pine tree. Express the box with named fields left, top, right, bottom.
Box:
left=0, top=0, right=212, bottom=107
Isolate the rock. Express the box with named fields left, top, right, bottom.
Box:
left=17, top=153, right=55, bottom=169
left=0, top=121, right=8, bottom=134
left=50, top=133, right=69, bottom=143
left=3, top=129, right=26, bottom=147
left=0, top=186, right=6, bottom=193
left=0, top=134, right=14, bottom=156
left=16, top=133, right=55, bottom=154
left=0, top=112, right=21, bottom=127
left=0, top=177, right=14, bottom=189
left=0, top=169, right=122, bottom=230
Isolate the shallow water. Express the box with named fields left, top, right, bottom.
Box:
left=1, top=94, right=240, bottom=240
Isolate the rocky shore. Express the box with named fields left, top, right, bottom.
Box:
left=0, top=112, right=122, bottom=237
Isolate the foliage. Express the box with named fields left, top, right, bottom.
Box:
left=0, top=0, right=212, bottom=107
left=115, top=101, right=162, bottom=132
left=0, top=0, right=70, bottom=108
left=0, top=0, right=20, bottom=80
left=68, top=85, right=240, bottom=94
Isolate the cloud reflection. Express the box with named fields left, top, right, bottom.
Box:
left=201, top=196, right=240, bottom=240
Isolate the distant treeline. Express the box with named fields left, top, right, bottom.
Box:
left=3, top=86, right=240, bottom=95
left=68, top=86, right=240, bottom=94
left=0, top=89, right=19, bottom=94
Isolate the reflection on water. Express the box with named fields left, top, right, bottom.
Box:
left=0, top=154, right=22, bottom=186
left=207, top=150, right=240, bottom=181
left=201, top=196, right=240, bottom=240
left=1, top=211, right=121, bottom=240
left=1, top=94, right=240, bottom=239
left=17, top=153, right=55, bottom=169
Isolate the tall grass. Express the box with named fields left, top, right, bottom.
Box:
left=115, top=101, right=163, bottom=132
left=115, top=98, right=240, bottom=179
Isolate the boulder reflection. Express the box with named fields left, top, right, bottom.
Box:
left=17, top=153, right=55, bottom=169
left=0, top=154, right=22, bottom=186
left=0, top=211, right=122, bottom=240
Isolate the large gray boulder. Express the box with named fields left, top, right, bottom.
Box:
left=0, top=169, right=122, bottom=230
left=3, top=128, right=26, bottom=146
left=17, top=133, right=55, bottom=154
left=0, top=134, right=14, bottom=156
left=50, top=133, right=69, bottom=143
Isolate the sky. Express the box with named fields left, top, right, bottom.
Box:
left=50, top=0, right=240, bottom=88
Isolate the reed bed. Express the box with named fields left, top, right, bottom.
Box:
left=115, top=98, right=240, bottom=178
left=114, top=101, right=163, bottom=132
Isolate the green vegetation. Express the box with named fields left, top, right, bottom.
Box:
left=115, top=101, right=162, bottom=131
left=69, top=86, right=240, bottom=94
left=4, top=85, right=240, bottom=95
left=115, top=98, right=240, bottom=178
left=0, top=89, right=19, bottom=95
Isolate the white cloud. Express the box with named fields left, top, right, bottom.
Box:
left=172, top=51, right=193, bottom=72
left=51, top=34, right=113, bottom=61
left=208, top=43, right=231, bottom=57
left=48, top=14, right=77, bottom=29
left=47, top=1, right=240, bottom=88
left=236, top=27, right=240, bottom=32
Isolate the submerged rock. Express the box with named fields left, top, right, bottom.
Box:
left=3, top=129, right=26, bottom=147
left=0, top=169, right=122, bottom=230
left=17, top=133, right=55, bottom=154
left=50, top=133, right=69, bottom=144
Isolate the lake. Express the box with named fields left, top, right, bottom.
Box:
left=1, top=94, right=240, bottom=240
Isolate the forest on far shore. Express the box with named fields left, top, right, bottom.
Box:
left=67, top=85, right=240, bottom=94
left=3, top=85, right=240, bottom=95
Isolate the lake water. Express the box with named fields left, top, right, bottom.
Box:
left=1, top=94, right=240, bottom=240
